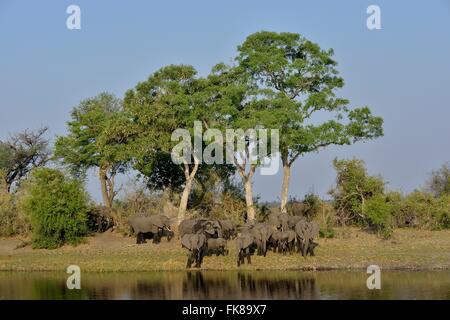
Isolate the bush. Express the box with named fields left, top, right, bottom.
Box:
left=427, top=162, right=450, bottom=197
left=22, top=168, right=89, bottom=248
left=0, top=174, right=31, bottom=236
left=0, top=188, right=16, bottom=236
left=329, top=158, right=385, bottom=226
left=363, top=195, right=393, bottom=238
left=114, top=186, right=178, bottom=235
left=210, top=191, right=247, bottom=225
left=314, top=202, right=337, bottom=238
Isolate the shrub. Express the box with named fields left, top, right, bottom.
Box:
left=0, top=187, right=16, bottom=236
left=22, top=168, right=89, bottom=248
left=314, top=202, right=337, bottom=238
left=427, top=162, right=450, bottom=197
left=363, top=195, right=393, bottom=238
left=210, top=191, right=247, bottom=225
left=0, top=174, right=31, bottom=236
left=114, top=185, right=180, bottom=235
left=400, top=191, right=444, bottom=230
left=329, top=158, right=385, bottom=226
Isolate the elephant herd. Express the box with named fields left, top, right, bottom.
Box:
left=128, top=212, right=320, bottom=268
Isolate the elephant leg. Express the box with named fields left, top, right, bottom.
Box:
left=246, top=248, right=252, bottom=264
left=237, top=251, right=241, bottom=267
left=302, top=241, right=308, bottom=257
left=193, top=249, right=200, bottom=268
left=186, top=253, right=193, bottom=268
left=136, top=233, right=142, bottom=244
left=308, top=242, right=318, bottom=256
left=198, top=249, right=205, bottom=267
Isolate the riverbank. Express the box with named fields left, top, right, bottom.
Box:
left=0, top=227, right=449, bottom=272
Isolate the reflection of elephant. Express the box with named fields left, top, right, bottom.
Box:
left=295, top=220, right=319, bottom=257
left=181, top=234, right=207, bottom=268
left=128, top=214, right=172, bottom=244
left=236, top=233, right=257, bottom=267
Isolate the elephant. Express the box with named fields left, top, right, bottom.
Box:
left=206, top=238, right=228, bottom=256
left=181, top=233, right=207, bottom=268
left=252, top=223, right=273, bottom=256
left=128, top=214, right=172, bottom=244
left=295, top=220, right=320, bottom=257
left=219, top=219, right=237, bottom=240
left=267, top=212, right=283, bottom=229
left=271, top=230, right=296, bottom=254
left=140, top=228, right=174, bottom=243
left=179, top=219, right=222, bottom=238
left=267, top=212, right=305, bottom=231
left=236, top=232, right=257, bottom=267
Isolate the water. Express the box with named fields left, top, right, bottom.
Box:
left=0, top=270, right=449, bottom=300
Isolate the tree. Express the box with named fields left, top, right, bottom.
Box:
left=235, top=31, right=384, bottom=213
left=201, top=63, right=279, bottom=221
left=427, top=162, right=450, bottom=197
left=54, top=93, right=128, bottom=208
left=0, top=127, right=50, bottom=192
left=124, top=65, right=208, bottom=220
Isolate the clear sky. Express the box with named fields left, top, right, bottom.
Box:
left=1, top=0, right=449, bottom=202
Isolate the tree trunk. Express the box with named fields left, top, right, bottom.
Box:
left=280, top=162, right=291, bottom=213
left=177, top=157, right=200, bottom=222
left=178, top=177, right=193, bottom=221
left=244, top=179, right=256, bottom=222
left=99, top=166, right=112, bottom=208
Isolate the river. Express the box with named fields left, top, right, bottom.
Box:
left=0, top=270, right=449, bottom=299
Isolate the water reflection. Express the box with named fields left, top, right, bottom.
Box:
left=0, top=270, right=449, bottom=300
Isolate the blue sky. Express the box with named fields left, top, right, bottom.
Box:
left=1, top=0, right=449, bottom=202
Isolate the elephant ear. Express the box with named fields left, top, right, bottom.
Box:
left=149, top=215, right=165, bottom=228
left=310, top=221, right=320, bottom=238
left=295, top=220, right=307, bottom=238
left=243, top=234, right=254, bottom=248
left=267, top=213, right=280, bottom=226
left=181, top=235, right=192, bottom=250
left=196, top=234, right=206, bottom=248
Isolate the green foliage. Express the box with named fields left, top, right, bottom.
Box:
left=398, top=191, right=449, bottom=230
left=0, top=184, right=17, bottom=236
left=0, top=128, right=49, bottom=192
left=363, top=195, right=393, bottom=238
left=0, top=174, right=31, bottom=236
left=54, top=93, right=125, bottom=174
left=55, top=93, right=129, bottom=208
left=427, top=162, right=450, bottom=197
left=330, top=158, right=385, bottom=225
left=302, top=193, right=322, bottom=218
left=22, top=168, right=89, bottom=248
left=236, top=30, right=383, bottom=171
left=315, top=202, right=337, bottom=239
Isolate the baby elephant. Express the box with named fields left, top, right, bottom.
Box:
left=206, top=238, right=229, bottom=256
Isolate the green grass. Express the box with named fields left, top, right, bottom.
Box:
left=0, top=227, right=449, bottom=272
